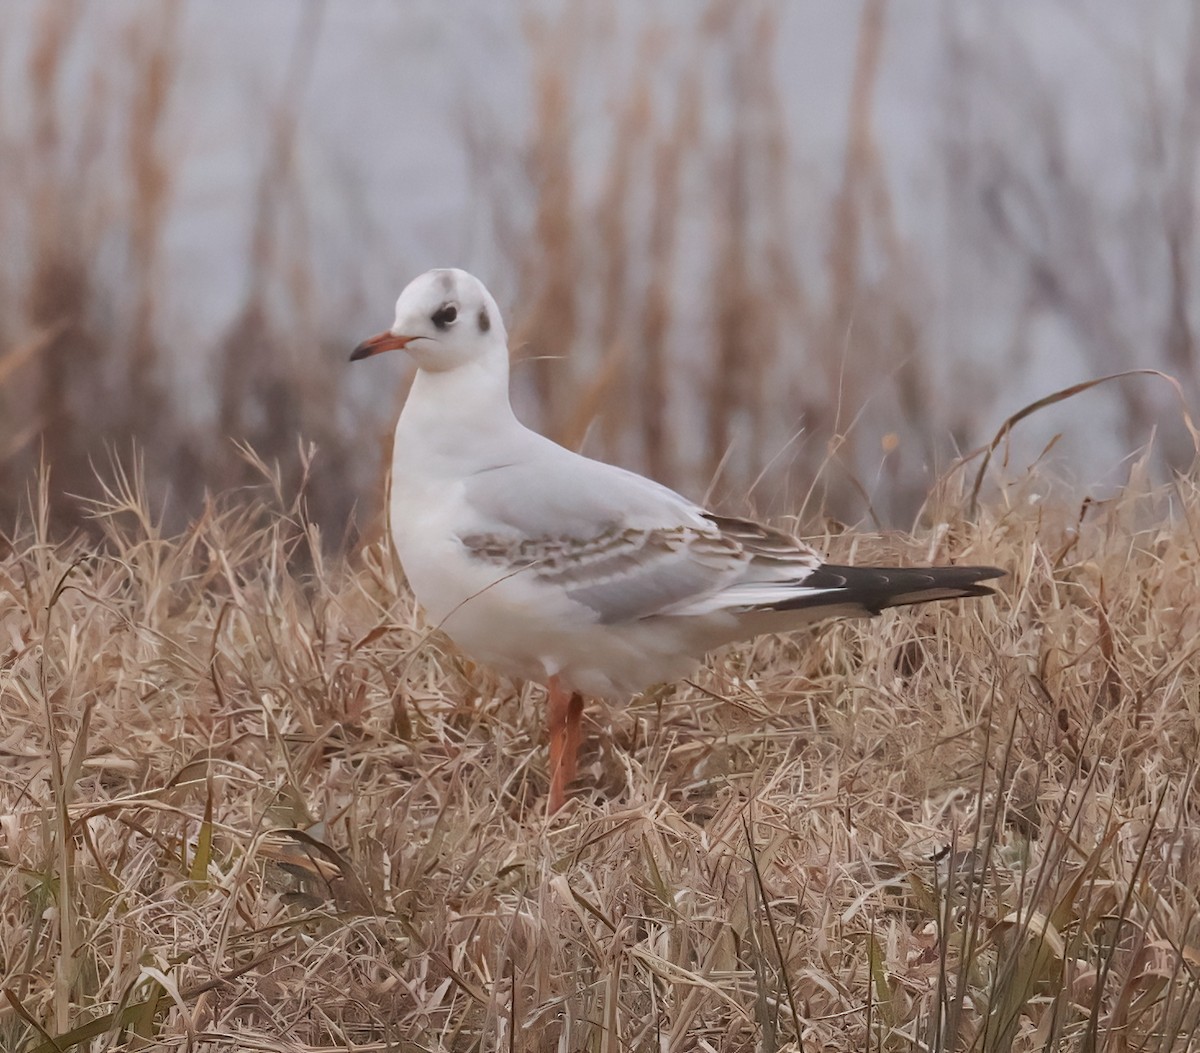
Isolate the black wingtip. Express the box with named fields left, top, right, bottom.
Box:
left=768, top=563, right=1005, bottom=615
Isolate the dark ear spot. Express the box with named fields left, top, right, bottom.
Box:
left=478, top=307, right=490, bottom=333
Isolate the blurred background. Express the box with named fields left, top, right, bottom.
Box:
left=1, top=0, right=1198, bottom=537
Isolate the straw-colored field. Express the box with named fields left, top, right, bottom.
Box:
left=2, top=458, right=1198, bottom=1052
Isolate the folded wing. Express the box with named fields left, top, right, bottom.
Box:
left=459, top=452, right=1001, bottom=625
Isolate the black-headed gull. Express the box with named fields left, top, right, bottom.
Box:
left=352, top=268, right=1002, bottom=812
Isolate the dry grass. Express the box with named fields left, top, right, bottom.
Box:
left=2, top=452, right=1199, bottom=1052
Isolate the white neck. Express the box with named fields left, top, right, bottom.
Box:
left=392, top=351, right=522, bottom=477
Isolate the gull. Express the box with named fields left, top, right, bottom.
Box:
left=352, top=268, right=1002, bottom=813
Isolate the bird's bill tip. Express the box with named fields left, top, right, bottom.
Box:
left=350, top=332, right=413, bottom=362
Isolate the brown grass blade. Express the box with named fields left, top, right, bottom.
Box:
left=969, top=369, right=1200, bottom=516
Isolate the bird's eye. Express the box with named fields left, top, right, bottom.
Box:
left=432, top=304, right=458, bottom=329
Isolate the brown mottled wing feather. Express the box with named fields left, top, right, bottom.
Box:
left=459, top=513, right=833, bottom=624
left=459, top=523, right=750, bottom=624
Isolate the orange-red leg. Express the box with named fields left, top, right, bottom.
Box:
left=547, top=675, right=585, bottom=814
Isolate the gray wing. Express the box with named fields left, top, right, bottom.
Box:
left=458, top=444, right=825, bottom=623
left=462, top=518, right=752, bottom=623
left=461, top=435, right=708, bottom=538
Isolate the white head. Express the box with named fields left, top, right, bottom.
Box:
left=351, top=268, right=508, bottom=373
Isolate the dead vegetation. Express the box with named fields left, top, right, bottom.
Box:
left=1, top=450, right=1199, bottom=1051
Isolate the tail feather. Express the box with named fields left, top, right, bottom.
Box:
left=769, top=564, right=1004, bottom=617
